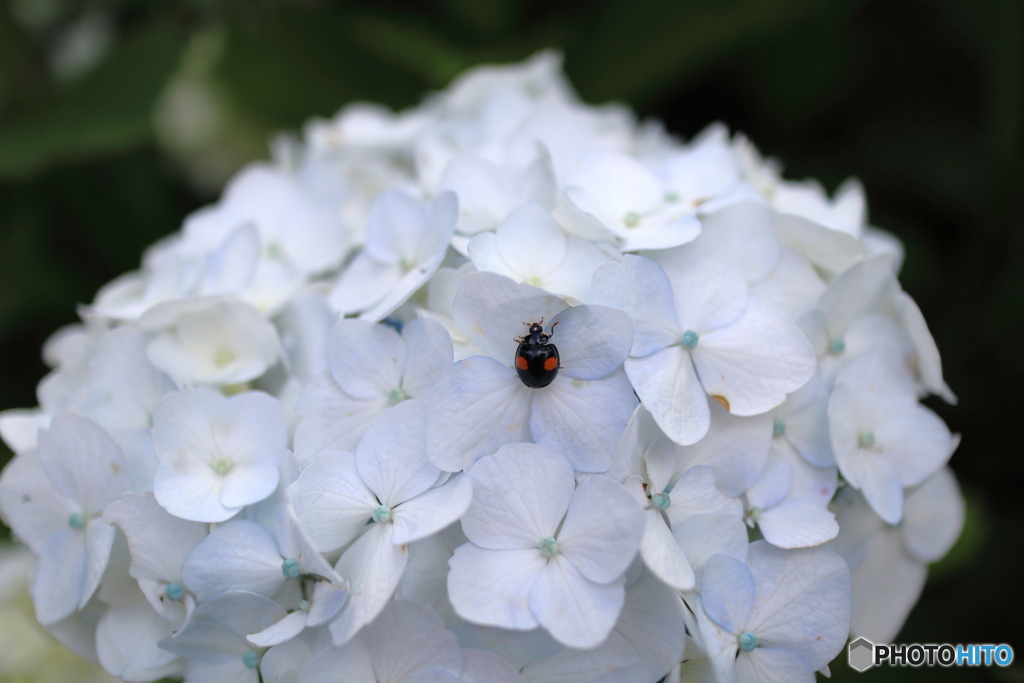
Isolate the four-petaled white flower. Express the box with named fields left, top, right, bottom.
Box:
left=697, top=542, right=851, bottom=683
left=293, top=317, right=453, bottom=466
left=0, top=414, right=133, bottom=625
left=448, top=443, right=643, bottom=648
left=427, top=272, right=636, bottom=472
left=295, top=399, right=473, bottom=644
left=828, top=350, right=953, bottom=524
left=329, top=190, right=457, bottom=321
left=152, top=389, right=287, bottom=522
left=594, top=250, right=817, bottom=446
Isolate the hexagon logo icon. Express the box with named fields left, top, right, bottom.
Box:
left=848, top=637, right=875, bottom=672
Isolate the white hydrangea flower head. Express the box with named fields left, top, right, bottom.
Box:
left=0, top=51, right=965, bottom=683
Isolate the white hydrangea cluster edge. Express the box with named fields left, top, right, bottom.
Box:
left=0, top=51, right=964, bottom=683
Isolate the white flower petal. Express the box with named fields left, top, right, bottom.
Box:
left=295, top=451, right=377, bottom=553
left=401, top=317, right=455, bottom=397
left=362, top=600, right=462, bottom=683
left=693, top=298, right=817, bottom=416
left=357, top=400, right=440, bottom=506
left=846, top=532, right=925, bottom=643
left=700, top=553, right=754, bottom=634
left=548, top=304, right=632, bottom=381
left=0, top=449, right=74, bottom=555
left=425, top=356, right=533, bottom=472
left=529, top=555, right=624, bottom=649
left=448, top=544, right=545, bottom=631
left=672, top=514, right=749, bottom=585
left=697, top=201, right=780, bottom=283
left=452, top=272, right=568, bottom=365
left=639, top=509, right=695, bottom=591
left=391, top=474, right=473, bottom=545
left=558, top=475, right=643, bottom=584
left=301, top=639, right=375, bottom=683
left=592, top=256, right=681, bottom=357
left=37, top=413, right=132, bottom=515
left=326, top=319, right=405, bottom=400
left=653, top=243, right=747, bottom=333
left=901, top=467, right=964, bottom=563
left=530, top=369, right=637, bottom=472
left=96, top=600, right=181, bottom=682
left=180, top=520, right=285, bottom=602
left=460, top=648, right=526, bottom=683
left=104, top=492, right=207, bottom=585
left=293, top=373, right=389, bottom=467
left=626, top=347, right=709, bottom=446
left=32, top=529, right=90, bottom=625
left=246, top=609, right=308, bottom=649
left=775, top=214, right=863, bottom=277
left=735, top=646, right=815, bottom=683
left=329, top=253, right=402, bottom=315
left=756, top=499, right=839, bottom=549
left=328, top=523, right=408, bottom=645
left=463, top=443, right=574, bottom=549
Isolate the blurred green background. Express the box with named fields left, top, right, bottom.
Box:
left=0, top=0, right=1021, bottom=680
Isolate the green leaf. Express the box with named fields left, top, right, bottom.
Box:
left=0, top=23, right=187, bottom=179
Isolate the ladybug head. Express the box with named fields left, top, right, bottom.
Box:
left=528, top=323, right=544, bottom=335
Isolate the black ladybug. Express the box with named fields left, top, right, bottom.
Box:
left=514, top=319, right=561, bottom=388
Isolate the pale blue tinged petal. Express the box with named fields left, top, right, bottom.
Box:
left=294, top=451, right=376, bottom=553
left=356, top=400, right=440, bottom=506
left=529, top=555, right=625, bottom=649
left=548, top=304, right=632, bottom=381
left=701, top=554, right=754, bottom=634
left=180, top=520, right=285, bottom=602
left=452, top=272, right=568, bottom=365
left=462, top=443, right=574, bottom=550
left=447, top=545, right=545, bottom=631
left=424, top=356, right=533, bottom=473
left=591, top=256, right=680, bottom=357
left=529, top=369, right=637, bottom=472
left=326, top=319, right=406, bottom=400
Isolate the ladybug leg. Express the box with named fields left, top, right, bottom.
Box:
left=549, top=320, right=560, bottom=336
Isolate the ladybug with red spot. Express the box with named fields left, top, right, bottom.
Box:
left=514, top=319, right=561, bottom=388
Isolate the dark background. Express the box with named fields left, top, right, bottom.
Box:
left=0, top=0, right=1020, bottom=680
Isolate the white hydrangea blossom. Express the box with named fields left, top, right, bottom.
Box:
left=0, top=52, right=963, bottom=683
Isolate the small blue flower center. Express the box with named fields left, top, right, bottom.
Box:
left=212, top=457, right=232, bottom=476
left=623, top=211, right=641, bottom=227
left=281, top=558, right=301, bottom=579
left=372, top=504, right=392, bottom=524
left=858, top=431, right=875, bottom=449
left=538, top=536, right=559, bottom=557
left=242, top=650, right=260, bottom=669
left=651, top=492, right=671, bottom=510
left=67, top=513, right=86, bottom=531
left=681, top=330, right=699, bottom=349
left=387, top=388, right=407, bottom=404
left=164, top=582, right=185, bottom=601
left=298, top=599, right=310, bottom=611
left=739, top=632, right=758, bottom=652
left=772, top=419, right=786, bottom=436
left=829, top=338, right=846, bottom=355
